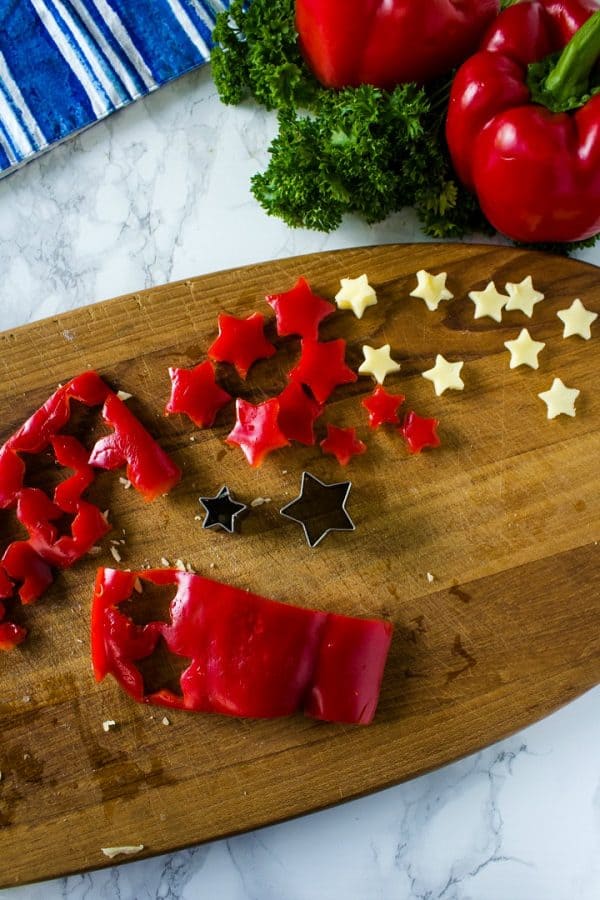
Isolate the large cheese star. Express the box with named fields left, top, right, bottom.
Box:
left=503, top=328, right=546, bottom=370
left=335, top=274, right=377, bottom=319
left=409, top=270, right=453, bottom=312
left=358, top=344, right=401, bottom=384
left=557, top=298, right=598, bottom=340
left=422, top=354, right=464, bottom=396
left=505, top=276, right=544, bottom=317
left=537, top=378, right=580, bottom=419
left=468, top=281, right=508, bottom=322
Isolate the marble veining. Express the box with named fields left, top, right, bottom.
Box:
left=0, top=62, right=599, bottom=900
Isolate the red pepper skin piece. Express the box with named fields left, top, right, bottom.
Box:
left=0, top=621, right=27, bottom=650
left=165, top=361, right=232, bottom=428
left=16, top=488, right=109, bottom=568
left=266, top=277, right=334, bottom=341
left=226, top=397, right=290, bottom=467
left=91, top=568, right=393, bottom=725
left=446, top=0, right=600, bottom=242
left=304, top=613, right=393, bottom=724
left=208, top=312, right=276, bottom=379
left=361, top=386, right=405, bottom=429
left=89, top=394, right=181, bottom=501
left=2, top=542, right=54, bottom=604
left=400, top=411, right=441, bottom=454
left=320, top=425, right=367, bottom=466
left=289, top=338, right=357, bottom=404
left=276, top=381, right=323, bottom=445
left=295, top=0, right=499, bottom=90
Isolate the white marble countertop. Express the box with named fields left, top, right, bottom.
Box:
left=1, top=66, right=599, bottom=900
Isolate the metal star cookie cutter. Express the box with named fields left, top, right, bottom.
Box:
left=198, top=486, right=248, bottom=533
left=279, top=471, right=355, bottom=549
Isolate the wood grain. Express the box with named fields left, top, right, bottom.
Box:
left=0, top=243, right=598, bottom=888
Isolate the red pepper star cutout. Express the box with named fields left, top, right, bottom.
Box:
left=165, top=361, right=232, bottom=428
left=362, top=386, right=405, bottom=429
left=266, top=276, right=335, bottom=341
left=276, top=381, right=323, bottom=446
left=226, top=398, right=290, bottom=467
left=208, top=312, right=276, bottom=379
left=289, top=339, right=357, bottom=404
left=320, top=425, right=367, bottom=466
left=400, top=411, right=441, bottom=454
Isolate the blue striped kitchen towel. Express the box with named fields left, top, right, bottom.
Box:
left=0, top=0, right=229, bottom=176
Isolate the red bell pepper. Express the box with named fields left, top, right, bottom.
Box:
left=446, top=0, right=600, bottom=243
left=165, top=361, right=231, bottom=428
left=89, top=393, right=181, bottom=501
left=92, top=567, right=393, bottom=725
left=320, top=425, right=367, bottom=466
left=295, top=0, right=500, bottom=90
left=225, top=397, right=289, bottom=466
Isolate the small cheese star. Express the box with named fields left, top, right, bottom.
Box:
left=468, top=281, right=508, bottom=323
left=422, top=354, right=464, bottom=396
left=537, top=377, right=580, bottom=419
left=409, top=270, right=453, bottom=312
left=505, top=276, right=544, bottom=317
left=557, top=298, right=598, bottom=340
left=358, top=344, right=401, bottom=385
left=503, top=328, right=546, bottom=370
left=334, top=274, right=377, bottom=319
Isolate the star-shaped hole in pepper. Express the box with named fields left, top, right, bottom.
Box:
left=276, top=381, right=323, bottom=446
left=226, top=398, right=289, bottom=467
left=208, top=312, right=276, bottom=379
left=400, top=411, right=441, bottom=454
left=289, top=338, right=357, bottom=404
left=198, top=486, right=248, bottom=533
left=361, top=386, right=405, bottom=429
left=266, top=276, right=335, bottom=340
left=279, top=472, right=355, bottom=549
left=320, top=425, right=367, bottom=466
left=165, top=361, right=232, bottom=427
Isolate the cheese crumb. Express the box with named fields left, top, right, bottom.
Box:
left=22, top=695, right=31, bottom=703
left=160, top=557, right=170, bottom=567
left=175, top=559, right=186, bottom=571
left=110, top=546, right=122, bottom=563
left=427, top=572, right=435, bottom=583
left=101, top=845, right=144, bottom=859
left=250, top=497, right=271, bottom=507
left=161, top=717, right=170, bottom=726
left=119, top=477, right=132, bottom=490
left=133, top=577, right=143, bottom=594
left=102, top=720, right=116, bottom=732
left=116, top=390, right=133, bottom=401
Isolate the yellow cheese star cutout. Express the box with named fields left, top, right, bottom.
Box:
left=409, top=270, right=453, bottom=312
left=358, top=344, right=401, bottom=385
left=537, top=377, right=580, bottom=419
left=335, top=274, right=377, bottom=319
left=505, top=276, right=544, bottom=317
left=504, top=328, right=546, bottom=370
left=557, top=298, right=598, bottom=340
left=422, top=354, right=464, bottom=396
left=468, top=281, right=508, bottom=322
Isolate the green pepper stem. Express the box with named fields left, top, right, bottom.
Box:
left=544, top=10, right=600, bottom=105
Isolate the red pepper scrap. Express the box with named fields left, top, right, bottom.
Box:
left=362, top=386, right=405, bottom=429
left=226, top=397, right=290, bottom=467
left=92, top=567, right=393, bottom=725
left=165, top=361, right=232, bottom=428
left=289, top=338, right=357, bottom=404
left=208, top=312, right=276, bottom=378
left=89, top=393, right=181, bottom=501
left=276, top=381, right=323, bottom=445
left=400, top=411, right=441, bottom=454
left=266, top=276, right=335, bottom=341
left=320, top=425, right=367, bottom=466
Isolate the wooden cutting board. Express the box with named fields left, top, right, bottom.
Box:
left=0, top=243, right=599, bottom=888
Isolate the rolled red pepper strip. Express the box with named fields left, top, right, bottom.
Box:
left=446, top=0, right=600, bottom=243
left=92, top=568, right=393, bottom=725
left=295, top=0, right=499, bottom=90
left=89, top=393, right=181, bottom=501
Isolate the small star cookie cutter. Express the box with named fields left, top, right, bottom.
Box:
left=279, top=471, right=356, bottom=548
left=198, top=486, right=248, bottom=533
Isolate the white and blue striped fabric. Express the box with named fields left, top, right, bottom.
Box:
left=0, top=0, right=230, bottom=176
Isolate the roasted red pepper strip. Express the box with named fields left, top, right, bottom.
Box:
left=89, top=393, right=181, bottom=501
left=446, top=0, right=600, bottom=243
left=92, top=568, right=393, bottom=725
left=295, top=0, right=499, bottom=89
